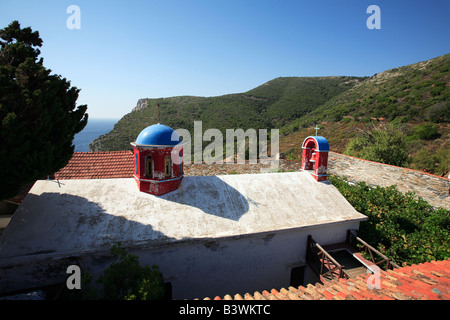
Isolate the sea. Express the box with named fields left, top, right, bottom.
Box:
left=73, top=118, right=119, bottom=152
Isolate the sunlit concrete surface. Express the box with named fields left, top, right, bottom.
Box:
left=0, top=171, right=366, bottom=259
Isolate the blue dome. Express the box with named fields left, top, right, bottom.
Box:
left=135, top=124, right=181, bottom=146
left=302, top=136, right=330, bottom=152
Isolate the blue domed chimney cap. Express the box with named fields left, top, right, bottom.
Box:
left=302, top=136, right=330, bottom=152
left=134, top=124, right=181, bottom=146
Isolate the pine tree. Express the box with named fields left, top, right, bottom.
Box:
left=0, top=21, right=88, bottom=200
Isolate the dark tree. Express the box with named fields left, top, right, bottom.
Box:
left=0, top=21, right=88, bottom=200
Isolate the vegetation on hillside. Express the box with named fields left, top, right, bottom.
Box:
left=282, top=53, right=449, bottom=132
left=280, top=119, right=449, bottom=176
left=330, top=175, right=450, bottom=266
left=91, top=53, right=449, bottom=175
left=89, top=77, right=363, bottom=152
left=280, top=54, right=449, bottom=175
left=344, top=124, right=409, bottom=167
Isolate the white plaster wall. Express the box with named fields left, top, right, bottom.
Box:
left=128, top=220, right=361, bottom=299
left=0, top=220, right=361, bottom=298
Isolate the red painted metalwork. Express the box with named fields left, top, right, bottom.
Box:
left=301, top=136, right=329, bottom=182
left=132, top=144, right=184, bottom=196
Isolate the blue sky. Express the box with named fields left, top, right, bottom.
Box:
left=1, top=0, right=449, bottom=119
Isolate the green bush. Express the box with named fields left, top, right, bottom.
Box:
left=412, top=148, right=436, bottom=173
left=345, top=124, right=409, bottom=167
left=99, top=243, right=165, bottom=300
left=412, top=146, right=450, bottom=176
left=76, top=243, right=165, bottom=300
left=413, top=123, right=441, bottom=140
left=330, top=175, right=450, bottom=266
left=425, top=102, right=450, bottom=123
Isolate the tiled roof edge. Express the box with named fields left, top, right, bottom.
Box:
left=199, top=258, right=450, bottom=300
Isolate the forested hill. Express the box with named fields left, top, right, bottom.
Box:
left=89, top=76, right=363, bottom=151
left=89, top=53, right=449, bottom=175
left=281, top=53, right=449, bottom=134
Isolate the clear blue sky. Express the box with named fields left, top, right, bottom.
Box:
left=1, top=0, right=449, bottom=119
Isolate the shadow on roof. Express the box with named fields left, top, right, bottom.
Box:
left=0, top=192, right=178, bottom=259
left=159, top=175, right=250, bottom=221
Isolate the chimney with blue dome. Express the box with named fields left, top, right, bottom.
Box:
left=301, top=135, right=330, bottom=182
left=130, top=123, right=184, bottom=196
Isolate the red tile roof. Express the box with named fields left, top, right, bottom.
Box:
left=54, top=151, right=134, bottom=180
left=202, top=259, right=450, bottom=300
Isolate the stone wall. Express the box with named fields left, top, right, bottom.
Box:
left=327, top=152, right=449, bottom=210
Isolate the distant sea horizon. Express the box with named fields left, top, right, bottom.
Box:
left=73, top=118, right=119, bottom=152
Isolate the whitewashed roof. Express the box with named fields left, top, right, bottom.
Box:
left=0, top=172, right=366, bottom=259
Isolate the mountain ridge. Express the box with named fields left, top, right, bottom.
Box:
left=89, top=53, right=449, bottom=175
left=89, top=76, right=364, bottom=151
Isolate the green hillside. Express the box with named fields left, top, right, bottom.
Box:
left=89, top=76, right=362, bottom=151
left=281, top=53, right=449, bottom=135
left=278, top=54, right=449, bottom=176
left=89, top=53, right=449, bottom=175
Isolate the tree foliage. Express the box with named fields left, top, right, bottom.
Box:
left=345, top=124, right=409, bottom=167
left=0, top=21, right=88, bottom=200
left=330, top=175, right=449, bottom=266
left=412, top=123, right=441, bottom=140
left=412, top=145, right=449, bottom=176
left=69, top=243, right=165, bottom=300
left=85, top=243, right=165, bottom=300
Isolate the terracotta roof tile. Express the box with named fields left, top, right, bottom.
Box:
left=243, top=293, right=255, bottom=300
left=348, top=290, right=365, bottom=300
left=262, top=290, right=279, bottom=300
left=280, top=288, right=301, bottom=300
left=252, top=291, right=267, bottom=300
left=322, top=289, right=335, bottom=300
left=54, top=151, right=134, bottom=180
left=205, top=258, right=450, bottom=300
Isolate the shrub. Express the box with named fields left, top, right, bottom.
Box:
left=412, top=147, right=436, bottom=173
left=413, top=123, right=441, bottom=140
left=411, top=145, right=449, bottom=176
left=76, top=243, right=165, bottom=300
left=330, top=175, right=450, bottom=266
left=342, top=117, right=352, bottom=124
left=345, top=124, right=409, bottom=167
left=97, top=243, right=165, bottom=300
left=425, top=102, right=450, bottom=123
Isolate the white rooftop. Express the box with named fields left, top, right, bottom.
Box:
left=0, top=172, right=366, bottom=259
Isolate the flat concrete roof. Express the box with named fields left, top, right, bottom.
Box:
left=0, top=172, right=366, bottom=259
